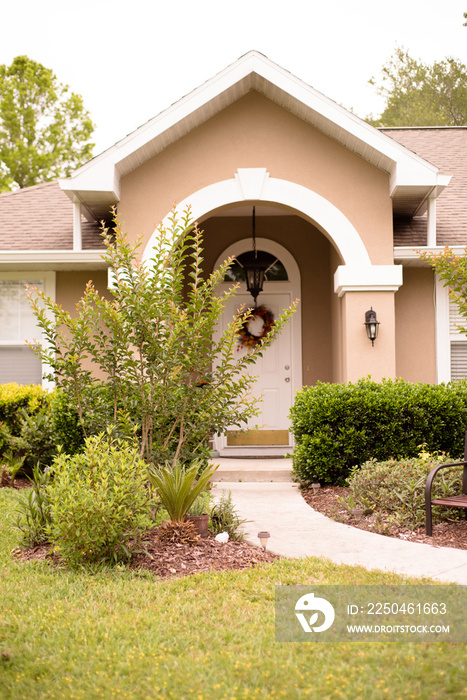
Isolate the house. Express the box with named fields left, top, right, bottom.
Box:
left=1, top=51, right=466, bottom=455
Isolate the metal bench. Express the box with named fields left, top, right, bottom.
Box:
left=425, top=432, right=467, bottom=536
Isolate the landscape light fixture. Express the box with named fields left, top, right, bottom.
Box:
left=257, top=531, right=271, bottom=551
left=243, top=206, right=268, bottom=306
left=364, top=308, right=380, bottom=346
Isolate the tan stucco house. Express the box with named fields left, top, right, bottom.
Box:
left=1, top=51, right=466, bottom=455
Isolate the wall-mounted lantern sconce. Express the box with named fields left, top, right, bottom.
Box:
left=364, top=308, right=380, bottom=347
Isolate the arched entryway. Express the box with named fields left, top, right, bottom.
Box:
left=143, top=168, right=403, bottom=452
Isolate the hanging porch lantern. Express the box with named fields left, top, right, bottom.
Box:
left=243, top=206, right=269, bottom=306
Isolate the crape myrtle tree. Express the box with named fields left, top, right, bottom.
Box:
left=421, top=247, right=467, bottom=335
left=28, top=209, right=297, bottom=465
left=0, top=56, right=94, bottom=192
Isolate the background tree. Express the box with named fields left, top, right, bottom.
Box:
left=0, top=56, right=94, bottom=192
left=368, top=47, right=467, bottom=127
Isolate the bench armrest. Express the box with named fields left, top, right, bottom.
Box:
left=425, top=461, right=467, bottom=505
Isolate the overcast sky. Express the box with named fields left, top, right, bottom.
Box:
left=3, top=0, right=467, bottom=154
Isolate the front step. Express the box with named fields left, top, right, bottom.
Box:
left=218, top=446, right=291, bottom=458
left=212, top=457, right=293, bottom=483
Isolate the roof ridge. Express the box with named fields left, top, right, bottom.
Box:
left=381, top=126, right=467, bottom=131
left=0, top=180, right=59, bottom=198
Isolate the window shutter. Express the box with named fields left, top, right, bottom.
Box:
left=449, top=301, right=466, bottom=335
left=449, top=300, right=467, bottom=380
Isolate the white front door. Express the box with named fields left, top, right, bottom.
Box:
left=214, top=288, right=293, bottom=453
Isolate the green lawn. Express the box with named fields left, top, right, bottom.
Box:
left=1, top=489, right=465, bottom=699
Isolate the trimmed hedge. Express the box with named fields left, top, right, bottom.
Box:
left=0, top=383, right=47, bottom=433
left=290, top=378, right=467, bottom=485
left=0, top=384, right=84, bottom=468
left=0, top=384, right=49, bottom=460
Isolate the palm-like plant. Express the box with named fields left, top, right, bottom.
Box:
left=148, top=460, right=218, bottom=523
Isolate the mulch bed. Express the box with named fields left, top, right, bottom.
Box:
left=13, top=531, right=279, bottom=579
left=129, top=529, right=279, bottom=578
left=301, top=485, right=467, bottom=550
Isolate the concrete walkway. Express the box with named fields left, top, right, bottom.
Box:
left=211, top=457, right=467, bottom=585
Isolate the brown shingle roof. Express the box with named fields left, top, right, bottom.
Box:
left=382, top=127, right=467, bottom=247
left=0, top=180, right=103, bottom=250
left=1, top=128, right=466, bottom=251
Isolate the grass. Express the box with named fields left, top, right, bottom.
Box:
left=1, top=488, right=466, bottom=699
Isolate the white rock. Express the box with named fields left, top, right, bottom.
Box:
left=215, top=532, right=229, bottom=543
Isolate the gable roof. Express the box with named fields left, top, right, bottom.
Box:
left=383, top=127, right=467, bottom=248
left=60, top=51, right=448, bottom=221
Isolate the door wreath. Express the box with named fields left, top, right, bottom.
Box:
left=237, top=304, right=275, bottom=349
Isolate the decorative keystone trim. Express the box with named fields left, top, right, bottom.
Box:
left=234, top=168, right=269, bottom=200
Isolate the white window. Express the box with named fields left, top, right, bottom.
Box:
left=0, top=272, right=55, bottom=386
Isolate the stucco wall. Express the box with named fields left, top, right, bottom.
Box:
left=118, top=91, right=393, bottom=266
left=395, top=267, right=436, bottom=383
left=56, top=271, right=109, bottom=314
left=56, top=270, right=111, bottom=377
left=341, top=290, right=397, bottom=382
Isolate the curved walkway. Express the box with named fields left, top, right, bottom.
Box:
left=212, top=458, right=467, bottom=584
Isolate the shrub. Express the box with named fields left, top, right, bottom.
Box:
left=49, top=389, right=85, bottom=456
left=28, top=210, right=296, bottom=466
left=344, top=451, right=463, bottom=530
left=0, top=385, right=86, bottom=470
left=0, top=451, right=25, bottom=487
left=210, top=491, right=248, bottom=540
left=290, top=378, right=467, bottom=484
left=14, top=464, right=52, bottom=547
left=6, top=404, right=56, bottom=471
left=47, top=434, right=153, bottom=566
left=147, top=460, right=218, bottom=524
left=0, top=383, right=50, bottom=461
left=189, top=491, right=212, bottom=516
left=0, top=383, right=47, bottom=430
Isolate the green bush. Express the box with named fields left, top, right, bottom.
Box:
left=147, top=460, right=218, bottom=524
left=290, top=378, right=467, bottom=484
left=14, top=464, right=53, bottom=547
left=210, top=491, right=248, bottom=540
left=0, top=383, right=49, bottom=458
left=0, top=383, right=47, bottom=428
left=49, top=389, right=85, bottom=456
left=29, top=211, right=296, bottom=467
left=0, top=386, right=86, bottom=470
left=344, top=451, right=463, bottom=530
left=189, top=491, right=212, bottom=516
left=47, top=433, right=153, bottom=567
